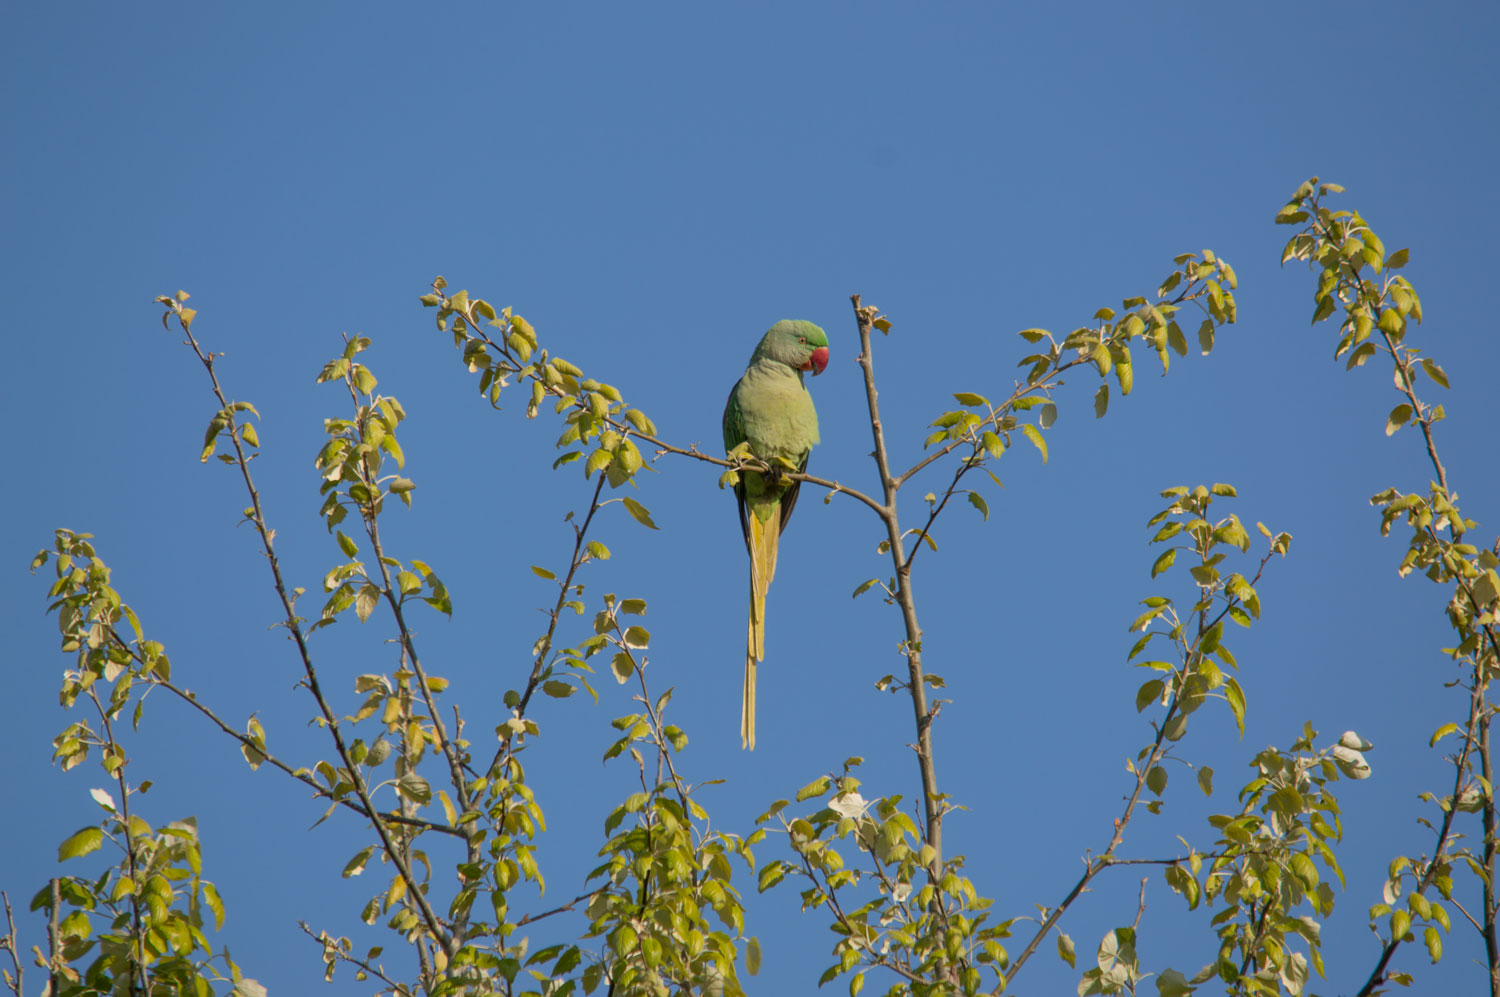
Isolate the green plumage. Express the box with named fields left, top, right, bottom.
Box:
left=723, top=320, right=828, bottom=749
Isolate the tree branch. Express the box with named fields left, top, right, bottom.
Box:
left=167, top=308, right=454, bottom=957
left=851, top=295, right=944, bottom=888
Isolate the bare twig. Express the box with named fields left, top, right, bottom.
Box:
left=297, top=922, right=404, bottom=992
left=1131, top=878, right=1148, bottom=933
left=0, top=891, right=22, bottom=997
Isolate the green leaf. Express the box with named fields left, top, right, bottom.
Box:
left=1094, top=383, right=1109, bottom=419
left=1385, top=404, right=1413, bottom=436
left=968, top=492, right=989, bottom=521
left=336, top=531, right=359, bottom=558
left=1092, top=342, right=1112, bottom=376
left=59, top=826, right=104, bottom=861
left=1420, top=358, right=1449, bottom=389
left=1136, top=680, right=1163, bottom=713
left=1166, top=322, right=1188, bottom=357
left=397, top=773, right=432, bottom=805
left=1039, top=402, right=1058, bottom=429
left=1057, top=932, right=1076, bottom=968
left=1275, top=203, right=1309, bottom=225
left=1386, top=248, right=1410, bottom=270
left=355, top=583, right=381, bottom=622
left=1197, top=767, right=1213, bottom=796
left=1146, top=766, right=1167, bottom=795
left=1021, top=423, right=1048, bottom=463
left=1197, top=319, right=1215, bottom=355
left=953, top=392, right=989, bottom=407
left=1225, top=678, right=1246, bottom=735
left=623, top=626, right=650, bottom=649
left=852, top=578, right=880, bottom=599
left=1424, top=925, right=1442, bottom=963
left=1156, top=968, right=1193, bottom=997
left=622, top=496, right=659, bottom=530
left=796, top=776, right=831, bottom=802
left=584, top=449, right=613, bottom=478
left=343, top=846, right=376, bottom=878
left=1151, top=548, right=1175, bottom=578
left=203, top=881, right=225, bottom=930
left=747, top=936, right=762, bottom=976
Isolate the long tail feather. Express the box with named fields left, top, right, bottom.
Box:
left=742, top=503, right=781, bottom=750
left=742, top=650, right=757, bottom=751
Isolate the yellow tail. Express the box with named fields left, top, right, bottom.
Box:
left=742, top=504, right=781, bottom=750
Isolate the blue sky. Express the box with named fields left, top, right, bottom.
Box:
left=4, top=3, right=1499, bottom=994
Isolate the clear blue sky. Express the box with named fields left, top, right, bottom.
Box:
left=4, top=4, right=1498, bottom=994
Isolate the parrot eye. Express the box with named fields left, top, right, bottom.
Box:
left=798, top=336, right=806, bottom=344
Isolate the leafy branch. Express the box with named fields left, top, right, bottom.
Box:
left=1277, top=177, right=1500, bottom=996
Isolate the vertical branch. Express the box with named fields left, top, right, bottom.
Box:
left=48, top=879, right=60, bottom=996
left=849, top=295, right=943, bottom=875
left=90, top=689, right=150, bottom=996
left=1483, top=709, right=1499, bottom=997
left=1, top=891, right=22, bottom=997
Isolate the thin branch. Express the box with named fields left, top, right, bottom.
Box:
left=88, top=686, right=150, bottom=996
left=297, top=922, right=405, bottom=992
left=903, top=453, right=971, bottom=575
left=1356, top=679, right=1483, bottom=995
left=1481, top=709, right=1498, bottom=997
left=890, top=358, right=1083, bottom=489
left=487, top=473, right=608, bottom=779
left=850, top=295, right=944, bottom=884
left=169, top=313, right=453, bottom=955
left=0, top=891, right=22, bottom=997
left=1131, top=878, right=1148, bottom=933
left=105, top=630, right=463, bottom=838
left=1294, top=199, right=1500, bottom=997
left=512, top=887, right=609, bottom=928
left=1451, top=895, right=1487, bottom=934
left=1006, top=685, right=1186, bottom=984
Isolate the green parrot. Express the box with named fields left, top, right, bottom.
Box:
left=722, top=320, right=830, bottom=750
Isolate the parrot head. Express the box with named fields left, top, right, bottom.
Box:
left=757, top=319, right=829, bottom=376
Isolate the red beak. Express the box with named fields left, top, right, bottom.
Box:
left=804, top=345, right=830, bottom=376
